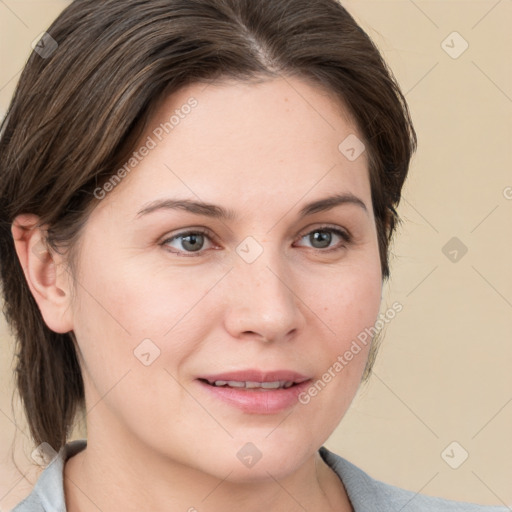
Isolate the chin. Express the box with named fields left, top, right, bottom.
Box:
left=183, top=434, right=318, bottom=484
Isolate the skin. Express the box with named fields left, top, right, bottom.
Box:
left=12, top=76, right=383, bottom=511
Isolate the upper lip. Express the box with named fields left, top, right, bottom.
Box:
left=198, top=369, right=310, bottom=384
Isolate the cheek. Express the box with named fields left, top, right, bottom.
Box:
left=107, top=258, right=224, bottom=333
left=75, top=247, right=206, bottom=333
left=69, top=258, right=201, bottom=437
left=300, top=259, right=382, bottom=405
left=317, top=261, right=382, bottom=344
left=70, top=251, right=222, bottom=386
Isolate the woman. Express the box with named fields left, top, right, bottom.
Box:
left=0, top=0, right=507, bottom=510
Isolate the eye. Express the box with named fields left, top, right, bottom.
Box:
left=160, top=225, right=352, bottom=257
left=161, top=228, right=216, bottom=256
left=295, top=226, right=351, bottom=252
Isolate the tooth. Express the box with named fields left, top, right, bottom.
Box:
left=227, top=380, right=245, bottom=388
left=211, top=380, right=294, bottom=389
left=261, top=381, right=281, bottom=389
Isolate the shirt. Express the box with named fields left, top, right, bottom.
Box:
left=11, top=439, right=509, bottom=511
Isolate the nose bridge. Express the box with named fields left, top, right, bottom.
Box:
left=237, top=238, right=292, bottom=306
left=226, top=236, right=302, bottom=340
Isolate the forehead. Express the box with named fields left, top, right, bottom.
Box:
left=159, top=76, right=362, bottom=154
left=93, top=76, right=371, bottom=220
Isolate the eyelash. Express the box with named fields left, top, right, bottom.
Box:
left=160, top=225, right=352, bottom=257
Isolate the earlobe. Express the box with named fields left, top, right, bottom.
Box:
left=11, top=213, right=74, bottom=334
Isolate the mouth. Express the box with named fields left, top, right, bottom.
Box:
left=199, top=378, right=299, bottom=390
left=196, top=370, right=312, bottom=414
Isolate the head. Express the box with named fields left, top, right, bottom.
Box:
left=0, top=0, right=415, bottom=478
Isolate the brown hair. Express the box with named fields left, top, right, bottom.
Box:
left=0, top=0, right=416, bottom=453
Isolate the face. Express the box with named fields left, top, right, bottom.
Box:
left=67, top=76, right=382, bottom=481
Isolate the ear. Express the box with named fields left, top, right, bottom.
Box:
left=11, top=213, right=74, bottom=334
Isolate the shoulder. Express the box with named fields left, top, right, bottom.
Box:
left=11, top=439, right=87, bottom=512
left=319, top=446, right=509, bottom=512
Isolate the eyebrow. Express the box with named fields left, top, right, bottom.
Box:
left=135, top=192, right=368, bottom=221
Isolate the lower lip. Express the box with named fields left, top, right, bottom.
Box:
left=196, top=379, right=312, bottom=414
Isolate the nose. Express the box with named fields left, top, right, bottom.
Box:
left=223, top=244, right=305, bottom=344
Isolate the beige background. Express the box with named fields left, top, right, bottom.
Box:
left=1, top=0, right=511, bottom=510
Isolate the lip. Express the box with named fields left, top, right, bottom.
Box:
left=196, top=369, right=312, bottom=414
